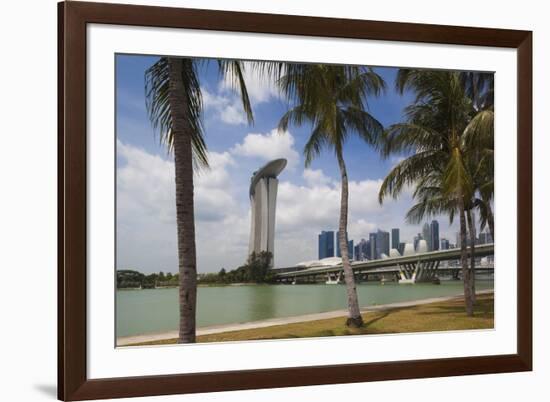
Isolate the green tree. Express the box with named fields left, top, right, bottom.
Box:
left=145, top=57, right=253, bottom=342
left=218, top=268, right=226, bottom=283
left=245, top=251, right=273, bottom=283
left=464, top=106, right=494, bottom=240
left=116, top=269, right=144, bottom=289
left=379, top=69, right=493, bottom=316
left=277, top=64, right=386, bottom=327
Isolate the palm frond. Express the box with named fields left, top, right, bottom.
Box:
left=342, top=106, right=384, bottom=148
left=303, top=124, right=330, bottom=167
left=217, top=60, right=254, bottom=124
left=378, top=149, right=444, bottom=203
left=463, top=108, right=494, bottom=150
left=383, top=123, right=446, bottom=156
left=145, top=57, right=208, bottom=168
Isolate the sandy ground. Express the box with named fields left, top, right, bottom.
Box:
left=116, top=289, right=493, bottom=346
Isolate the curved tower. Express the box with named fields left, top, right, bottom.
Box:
left=248, top=159, right=287, bottom=266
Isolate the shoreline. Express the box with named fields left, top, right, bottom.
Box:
left=116, top=289, right=494, bottom=346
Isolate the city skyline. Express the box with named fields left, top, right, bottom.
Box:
left=316, top=221, right=493, bottom=262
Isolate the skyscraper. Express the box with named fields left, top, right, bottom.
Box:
left=391, top=228, right=400, bottom=250
left=249, top=159, right=287, bottom=267
left=375, top=229, right=390, bottom=258
left=430, top=220, right=440, bottom=250
left=422, top=222, right=431, bottom=251
left=365, top=239, right=372, bottom=260
left=369, top=232, right=377, bottom=260
left=441, top=238, right=450, bottom=250
left=318, top=230, right=334, bottom=259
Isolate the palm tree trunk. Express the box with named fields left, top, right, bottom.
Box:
left=336, top=151, right=363, bottom=327
left=168, top=57, right=198, bottom=343
left=466, top=208, right=477, bottom=304
left=459, top=198, right=474, bottom=316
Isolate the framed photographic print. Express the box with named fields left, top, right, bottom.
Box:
left=58, top=1, right=532, bottom=400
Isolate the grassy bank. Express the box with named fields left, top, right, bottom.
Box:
left=130, top=293, right=493, bottom=346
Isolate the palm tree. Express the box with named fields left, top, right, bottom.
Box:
left=379, top=69, right=478, bottom=315
left=277, top=64, right=386, bottom=327
left=464, top=106, right=494, bottom=240
left=462, top=77, right=494, bottom=302
left=145, top=57, right=253, bottom=343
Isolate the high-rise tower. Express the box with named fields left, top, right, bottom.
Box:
left=318, top=231, right=335, bottom=259
left=248, top=159, right=287, bottom=266
left=430, top=220, right=440, bottom=250
left=391, top=228, right=400, bottom=250
left=422, top=222, right=431, bottom=251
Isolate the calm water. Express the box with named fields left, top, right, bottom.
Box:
left=116, top=280, right=494, bottom=337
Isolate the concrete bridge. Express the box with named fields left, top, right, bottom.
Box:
left=272, top=243, right=494, bottom=284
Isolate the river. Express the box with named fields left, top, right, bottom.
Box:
left=116, top=279, right=494, bottom=337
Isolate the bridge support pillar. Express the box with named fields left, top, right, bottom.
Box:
left=398, top=260, right=443, bottom=284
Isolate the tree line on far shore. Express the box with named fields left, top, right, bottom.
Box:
left=117, top=251, right=274, bottom=289
left=198, top=251, right=274, bottom=284
left=117, top=270, right=180, bottom=289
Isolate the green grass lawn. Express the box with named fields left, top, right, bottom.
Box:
left=131, top=293, right=493, bottom=346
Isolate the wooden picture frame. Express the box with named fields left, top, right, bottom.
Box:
left=58, top=1, right=532, bottom=400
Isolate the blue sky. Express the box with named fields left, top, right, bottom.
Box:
left=115, top=54, right=459, bottom=274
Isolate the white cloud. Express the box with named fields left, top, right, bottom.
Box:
left=202, top=89, right=247, bottom=125
left=231, top=128, right=300, bottom=168
left=195, top=151, right=235, bottom=188
left=303, top=168, right=333, bottom=187
left=117, top=140, right=175, bottom=224
left=116, top=141, right=246, bottom=272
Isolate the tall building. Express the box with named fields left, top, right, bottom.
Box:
left=369, top=232, right=377, bottom=260
left=318, top=230, right=334, bottom=259
left=430, top=220, right=440, bottom=250
left=375, top=229, right=390, bottom=258
left=441, top=238, right=450, bottom=250
left=365, top=239, right=372, bottom=260
left=391, top=228, right=400, bottom=250
left=422, top=222, right=431, bottom=251
left=249, top=159, right=287, bottom=267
